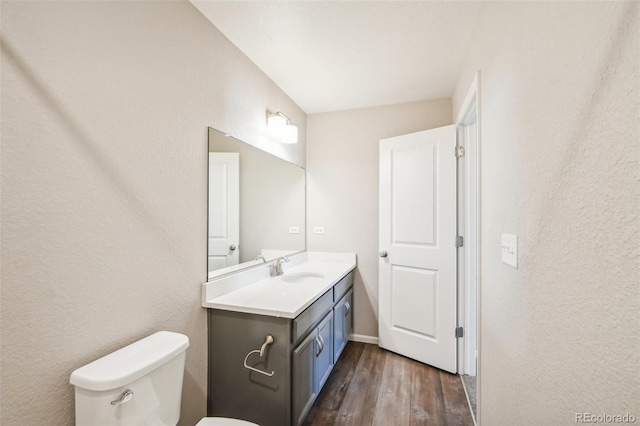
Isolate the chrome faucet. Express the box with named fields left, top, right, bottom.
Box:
left=270, top=256, right=290, bottom=277
left=254, top=255, right=266, bottom=263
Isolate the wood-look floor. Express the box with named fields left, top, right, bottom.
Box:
left=302, top=342, right=474, bottom=426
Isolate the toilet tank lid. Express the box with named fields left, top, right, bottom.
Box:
left=70, top=331, right=189, bottom=391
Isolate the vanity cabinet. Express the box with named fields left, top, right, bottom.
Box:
left=207, top=270, right=354, bottom=426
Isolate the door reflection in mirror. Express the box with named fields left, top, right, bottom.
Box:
left=207, top=127, right=305, bottom=278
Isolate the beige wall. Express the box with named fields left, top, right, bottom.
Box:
left=306, top=100, right=452, bottom=338
left=0, top=2, right=305, bottom=425
left=452, top=2, right=639, bottom=424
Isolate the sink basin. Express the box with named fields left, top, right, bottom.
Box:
left=281, top=272, right=325, bottom=283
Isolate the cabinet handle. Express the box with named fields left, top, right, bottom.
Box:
left=316, top=335, right=325, bottom=357
left=344, top=301, right=351, bottom=316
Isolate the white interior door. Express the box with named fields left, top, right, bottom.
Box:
left=208, top=152, right=239, bottom=272
left=379, top=125, right=457, bottom=373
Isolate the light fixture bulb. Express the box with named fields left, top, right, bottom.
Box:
left=267, top=111, right=297, bottom=143
left=267, top=113, right=287, bottom=133
left=282, top=124, right=298, bottom=144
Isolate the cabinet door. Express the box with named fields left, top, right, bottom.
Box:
left=334, top=289, right=354, bottom=362
left=315, top=311, right=334, bottom=392
left=333, top=294, right=347, bottom=362
left=293, top=331, right=317, bottom=426
left=345, top=289, right=354, bottom=338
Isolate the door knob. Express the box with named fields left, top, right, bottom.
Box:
left=229, top=244, right=237, bottom=251
left=379, top=250, right=388, bottom=258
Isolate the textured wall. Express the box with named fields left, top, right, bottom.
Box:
left=306, top=100, right=452, bottom=338
left=452, top=2, right=639, bottom=424
left=0, top=2, right=305, bottom=425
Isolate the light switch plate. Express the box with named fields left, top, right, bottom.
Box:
left=501, top=234, right=518, bottom=268
left=289, top=226, right=300, bottom=234
left=313, top=227, right=325, bottom=235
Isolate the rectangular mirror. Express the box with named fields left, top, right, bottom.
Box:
left=208, top=127, right=305, bottom=279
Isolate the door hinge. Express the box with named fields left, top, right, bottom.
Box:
left=455, top=236, right=464, bottom=248
left=455, top=146, right=465, bottom=158
left=455, top=327, right=464, bottom=338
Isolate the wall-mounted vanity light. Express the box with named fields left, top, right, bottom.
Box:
left=267, top=111, right=298, bottom=144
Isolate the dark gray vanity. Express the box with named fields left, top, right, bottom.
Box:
left=207, top=270, right=354, bottom=426
left=205, top=127, right=356, bottom=425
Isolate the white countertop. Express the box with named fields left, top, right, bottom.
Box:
left=202, top=252, right=356, bottom=318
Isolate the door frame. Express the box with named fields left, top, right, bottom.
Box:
left=455, top=72, right=481, bottom=383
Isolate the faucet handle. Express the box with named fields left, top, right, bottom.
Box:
left=269, top=262, right=277, bottom=276
left=271, top=256, right=290, bottom=276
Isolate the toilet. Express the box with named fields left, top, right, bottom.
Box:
left=70, top=331, right=257, bottom=426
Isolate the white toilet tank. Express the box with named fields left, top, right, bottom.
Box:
left=70, top=331, right=189, bottom=426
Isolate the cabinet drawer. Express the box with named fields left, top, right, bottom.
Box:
left=293, top=290, right=333, bottom=343
left=333, top=271, right=354, bottom=302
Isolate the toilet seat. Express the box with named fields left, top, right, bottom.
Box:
left=196, top=417, right=259, bottom=426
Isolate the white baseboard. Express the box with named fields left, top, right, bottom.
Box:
left=348, top=333, right=379, bottom=345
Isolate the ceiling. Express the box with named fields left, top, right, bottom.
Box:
left=191, top=1, right=481, bottom=114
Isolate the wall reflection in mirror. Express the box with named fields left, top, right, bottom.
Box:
left=208, top=127, right=305, bottom=278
